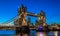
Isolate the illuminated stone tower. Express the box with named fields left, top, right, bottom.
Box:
left=38, top=10, right=46, bottom=25
left=15, top=5, right=30, bottom=34
left=18, top=5, right=27, bottom=26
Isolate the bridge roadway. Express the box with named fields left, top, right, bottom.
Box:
left=0, top=25, right=60, bottom=31
left=0, top=26, right=36, bottom=30
left=27, top=12, right=40, bottom=17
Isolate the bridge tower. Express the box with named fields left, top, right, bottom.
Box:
left=18, top=5, right=30, bottom=34
left=38, top=10, right=46, bottom=25
left=18, top=5, right=27, bottom=26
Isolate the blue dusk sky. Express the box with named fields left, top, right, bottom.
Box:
left=0, top=0, right=60, bottom=24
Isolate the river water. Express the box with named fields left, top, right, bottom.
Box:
left=0, top=30, right=60, bottom=36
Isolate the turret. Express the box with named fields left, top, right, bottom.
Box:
left=38, top=10, right=46, bottom=25
left=18, top=4, right=27, bottom=26
left=18, top=4, right=27, bottom=15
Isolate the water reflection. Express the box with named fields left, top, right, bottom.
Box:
left=36, top=32, right=46, bottom=36
left=47, top=31, right=55, bottom=36
left=36, top=32, right=43, bottom=36
left=22, top=34, right=28, bottom=36
left=54, top=31, right=58, bottom=36
left=22, top=30, right=59, bottom=36
left=0, top=30, right=59, bottom=36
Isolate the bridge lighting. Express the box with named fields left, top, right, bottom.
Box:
left=38, top=17, right=40, bottom=20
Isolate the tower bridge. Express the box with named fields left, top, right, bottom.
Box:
left=0, top=5, right=60, bottom=34
left=0, top=5, right=46, bottom=32
left=17, top=5, right=46, bottom=26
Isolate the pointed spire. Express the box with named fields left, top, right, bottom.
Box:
left=39, top=10, right=44, bottom=15
left=18, top=4, right=27, bottom=13
left=21, top=4, right=25, bottom=9
left=41, top=10, right=44, bottom=12
left=40, top=10, right=44, bottom=14
left=40, top=10, right=45, bottom=16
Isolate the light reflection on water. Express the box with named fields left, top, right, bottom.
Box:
left=22, top=30, right=59, bottom=36
left=33, top=31, right=46, bottom=36
left=40, top=32, right=42, bottom=36
left=0, top=30, right=60, bottom=36
left=36, top=32, right=43, bottom=36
